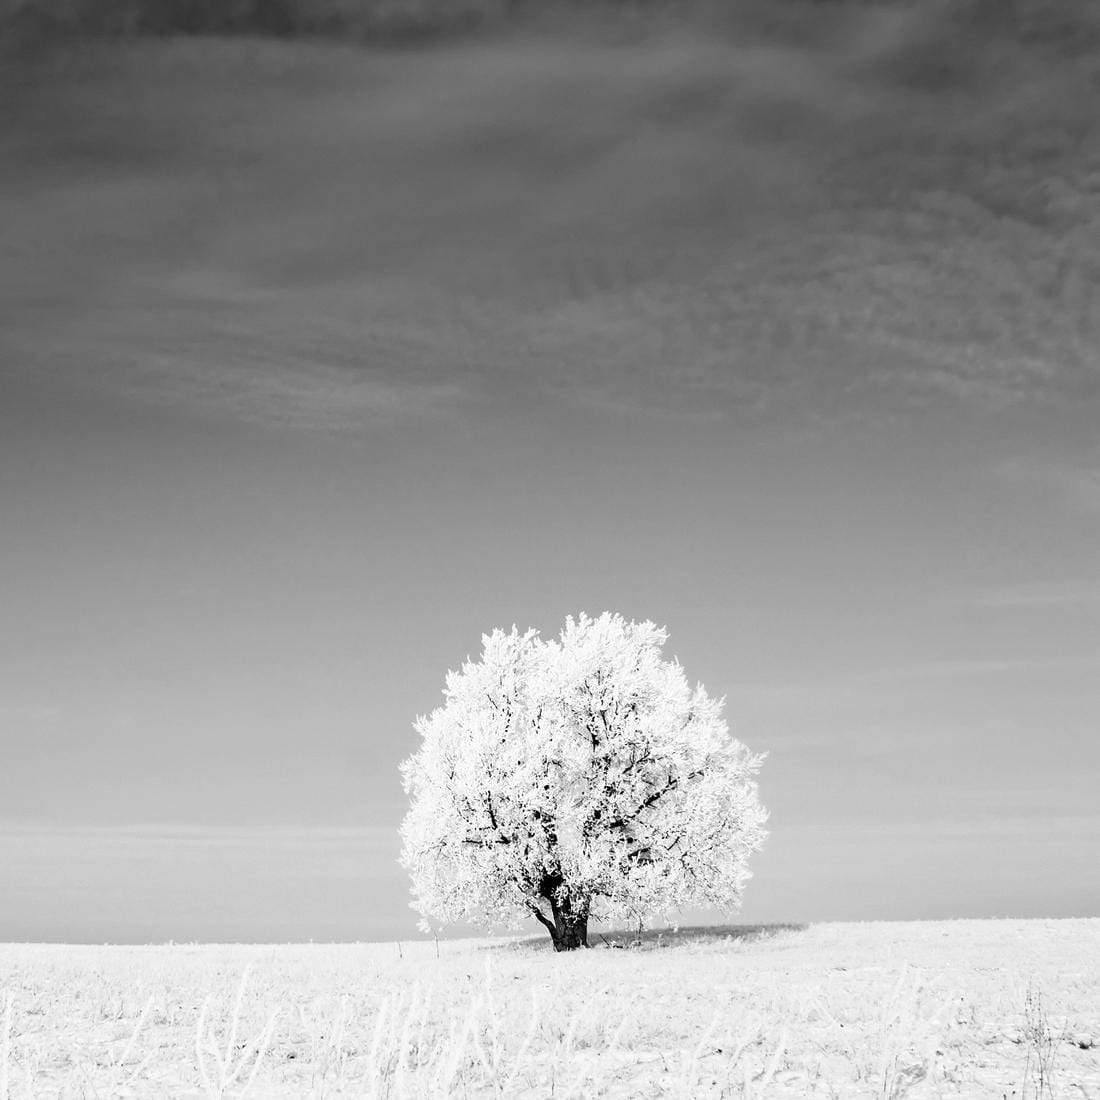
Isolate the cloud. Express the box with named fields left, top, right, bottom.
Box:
left=0, top=821, right=396, bottom=849
left=974, top=579, right=1100, bottom=609
left=7, top=27, right=1097, bottom=431
left=3, top=274, right=471, bottom=430
left=0, top=703, right=62, bottom=725
left=128, top=360, right=466, bottom=431
left=731, top=652, right=1100, bottom=706
left=996, top=455, right=1100, bottom=515
left=0, top=822, right=406, bottom=941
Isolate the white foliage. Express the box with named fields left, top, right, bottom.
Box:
left=398, top=612, right=768, bottom=935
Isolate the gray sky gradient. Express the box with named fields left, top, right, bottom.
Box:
left=1, top=26, right=1098, bottom=941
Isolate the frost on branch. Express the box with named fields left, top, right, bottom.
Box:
left=398, top=612, right=768, bottom=951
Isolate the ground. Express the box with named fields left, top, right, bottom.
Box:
left=1, top=919, right=1097, bottom=1097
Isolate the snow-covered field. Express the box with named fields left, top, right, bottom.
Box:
left=1, top=919, right=1096, bottom=1098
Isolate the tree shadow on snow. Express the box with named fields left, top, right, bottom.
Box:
left=490, top=922, right=808, bottom=954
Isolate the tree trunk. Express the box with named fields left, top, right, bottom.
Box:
left=548, top=894, right=589, bottom=952
left=530, top=874, right=590, bottom=951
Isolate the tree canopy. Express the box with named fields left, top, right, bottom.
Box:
left=399, top=612, right=768, bottom=950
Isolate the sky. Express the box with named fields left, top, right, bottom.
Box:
left=2, top=27, right=1098, bottom=942
left=3, top=359, right=1097, bottom=942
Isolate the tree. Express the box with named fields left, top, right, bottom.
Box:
left=398, top=612, right=768, bottom=952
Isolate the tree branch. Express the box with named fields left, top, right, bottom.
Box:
left=527, top=902, right=556, bottom=935
left=463, top=834, right=513, bottom=847
left=606, top=768, right=704, bottom=832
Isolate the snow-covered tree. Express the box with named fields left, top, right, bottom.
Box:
left=398, top=612, right=768, bottom=952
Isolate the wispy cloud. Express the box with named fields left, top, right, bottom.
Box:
left=996, top=454, right=1100, bottom=515
left=974, top=579, right=1100, bottom=609
left=0, top=821, right=396, bottom=848
left=0, top=703, right=62, bottom=725
left=0, top=822, right=406, bottom=941
left=730, top=651, right=1100, bottom=705
left=7, top=27, right=1097, bottom=432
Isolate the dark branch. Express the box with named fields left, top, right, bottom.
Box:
left=463, top=834, right=513, bottom=847
left=606, top=768, right=704, bottom=832
left=527, top=902, right=556, bottom=935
